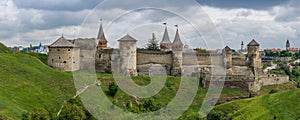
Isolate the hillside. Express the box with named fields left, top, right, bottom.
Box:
left=0, top=43, right=12, bottom=53
left=210, top=89, right=300, bottom=120
left=0, top=43, right=75, bottom=119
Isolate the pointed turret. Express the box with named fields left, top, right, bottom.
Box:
left=160, top=25, right=172, bottom=51
left=172, top=25, right=183, bottom=51
left=97, top=19, right=108, bottom=48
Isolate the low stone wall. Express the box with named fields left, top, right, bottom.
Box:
left=260, top=74, right=289, bottom=86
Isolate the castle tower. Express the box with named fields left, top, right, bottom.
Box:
left=118, top=34, right=137, bottom=76
left=223, top=46, right=232, bottom=69
left=247, top=39, right=262, bottom=75
left=286, top=40, right=290, bottom=51
left=160, top=24, right=172, bottom=51
left=171, top=26, right=183, bottom=76
left=47, top=35, right=80, bottom=71
left=241, top=41, right=244, bottom=50
left=97, top=19, right=108, bottom=48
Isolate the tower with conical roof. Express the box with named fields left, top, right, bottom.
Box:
left=172, top=26, right=184, bottom=51
left=171, top=25, right=183, bottom=76
left=160, top=24, right=172, bottom=51
left=47, top=35, right=80, bottom=71
left=247, top=39, right=262, bottom=75
left=286, top=40, right=290, bottom=51
left=118, top=34, right=137, bottom=76
left=97, top=19, right=108, bottom=48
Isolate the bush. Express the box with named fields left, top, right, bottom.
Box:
left=269, top=89, right=278, bottom=94
left=108, top=82, right=118, bottom=97
left=58, top=103, right=86, bottom=120
left=30, top=108, right=51, bottom=120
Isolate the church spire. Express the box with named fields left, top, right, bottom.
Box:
left=286, top=39, right=290, bottom=51
left=97, top=19, right=108, bottom=48
left=172, top=25, right=183, bottom=51
left=160, top=22, right=172, bottom=50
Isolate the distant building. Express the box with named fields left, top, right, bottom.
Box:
left=34, top=42, right=48, bottom=54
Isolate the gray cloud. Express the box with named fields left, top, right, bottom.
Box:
left=197, top=0, right=289, bottom=10
left=1, top=0, right=300, bottom=50
left=13, top=0, right=102, bottom=11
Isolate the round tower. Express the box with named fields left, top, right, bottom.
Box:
left=171, top=26, right=183, bottom=76
left=118, top=34, right=137, bottom=76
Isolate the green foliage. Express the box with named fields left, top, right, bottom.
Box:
left=263, top=63, right=268, bottom=69
left=30, top=108, right=51, bottom=120
left=21, top=112, right=30, bottom=120
left=58, top=103, right=86, bottom=120
left=269, top=89, right=278, bottom=94
left=146, top=33, right=159, bottom=50
left=279, top=50, right=292, bottom=57
left=209, top=103, right=239, bottom=120
left=108, top=82, right=118, bottom=97
left=265, top=50, right=293, bottom=57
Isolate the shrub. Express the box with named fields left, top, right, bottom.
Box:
left=108, top=82, right=118, bottom=97
left=269, top=89, right=278, bottom=94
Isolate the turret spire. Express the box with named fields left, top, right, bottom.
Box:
left=97, top=19, right=107, bottom=42
left=97, top=19, right=108, bottom=48
left=172, top=25, right=183, bottom=51
left=160, top=22, right=172, bottom=50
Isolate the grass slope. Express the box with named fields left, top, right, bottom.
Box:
left=0, top=44, right=75, bottom=119
left=211, top=89, right=300, bottom=120
left=0, top=43, right=12, bottom=54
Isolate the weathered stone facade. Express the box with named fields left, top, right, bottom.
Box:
left=47, top=22, right=289, bottom=92
left=47, top=36, right=80, bottom=71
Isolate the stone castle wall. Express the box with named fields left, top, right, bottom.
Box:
left=137, top=50, right=172, bottom=75
left=232, top=55, right=247, bottom=66
left=196, top=53, right=224, bottom=65
left=260, top=74, right=289, bottom=86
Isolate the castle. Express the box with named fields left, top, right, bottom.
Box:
left=47, top=21, right=289, bottom=92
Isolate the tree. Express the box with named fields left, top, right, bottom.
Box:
left=58, top=103, right=86, bottom=120
left=108, top=82, right=118, bottom=97
left=30, top=108, right=51, bottom=120
left=146, top=33, right=159, bottom=50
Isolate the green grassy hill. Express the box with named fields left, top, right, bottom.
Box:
left=0, top=43, right=12, bottom=54
left=0, top=43, right=75, bottom=119
left=210, top=88, right=300, bottom=120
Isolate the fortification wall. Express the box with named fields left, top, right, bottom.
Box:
left=260, top=74, right=289, bottom=86
left=196, top=53, right=224, bottom=65
left=137, top=51, right=172, bottom=65
left=232, top=56, right=247, bottom=66
left=137, top=51, right=172, bottom=75
left=75, top=39, right=98, bottom=70
left=95, top=48, right=114, bottom=72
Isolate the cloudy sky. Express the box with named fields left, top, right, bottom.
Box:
left=0, top=0, right=299, bottom=50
